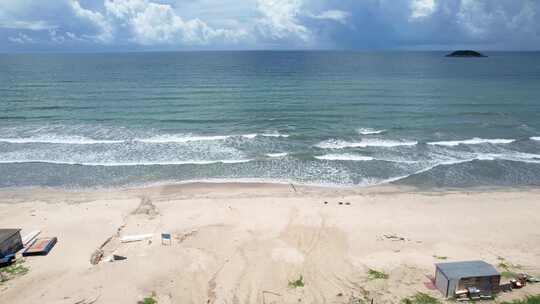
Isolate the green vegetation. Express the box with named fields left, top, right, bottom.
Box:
left=432, top=255, right=448, bottom=260
left=0, top=259, right=29, bottom=283
left=288, top=275, right=305, bottom=288
left=500, top=295, right=540, bottom=304
left=498, top=257, right=522, bottom=271
left=367, top=269, right=389, bottom=280
left=138, top=292, right=157, bottom=304
left=501, top=271, right=517, bottom=278
left=400, top=293, right=441, bottom=304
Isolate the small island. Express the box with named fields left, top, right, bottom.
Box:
left=445, top=50, right=487, bottom=57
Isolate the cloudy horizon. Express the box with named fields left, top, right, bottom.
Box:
left=1, top=0, right=539, bottom=52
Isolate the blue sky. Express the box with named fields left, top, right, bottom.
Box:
left=1, top=0, right=539, bottom=52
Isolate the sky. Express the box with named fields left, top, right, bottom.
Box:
left=1, top=0, right=539, bottom=52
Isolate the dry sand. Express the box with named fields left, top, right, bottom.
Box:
left=1, top=183, right=540, bottom=303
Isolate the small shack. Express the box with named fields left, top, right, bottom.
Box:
left=435, top=260, right=500, bottom=298
left=0, top=229, right=23, bottom=258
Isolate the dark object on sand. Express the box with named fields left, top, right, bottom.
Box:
left=112, top=255, right=127, bottom=261
left=500, top=283, right=513, bottom=292
left=0, top=254, right=15, bottom=267
left=434, top=260, right=500, bottom=298
left=0, top=229, right=23, bottom=258
left=22, top=237, right=57, bottom=256
left=446, top=50, right=487, bottom=57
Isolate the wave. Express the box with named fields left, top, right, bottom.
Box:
left=0, top=136, right=124, bottom=145
left=531, top=137, right=540, bottom=141
left=427, top=138, right=515, bottom=146
left=315, top=154, right=374, bottom=161
left=357, top=128, right=385, bottom=135
left=266, top=153, right=288, bottom=158
left=4, top=133, right=292, bottom=145
left=261, top=132, right=289, bottom=138
left=242, top=134, right=258, bottom=139
left=316, top=139, right=418, bottom=149
left=0, top=159, right=252, bottom=166
left=474, top=152, right=540, bottom=163
left=135, top=134, right=232, bottom=143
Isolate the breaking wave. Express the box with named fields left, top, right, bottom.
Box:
left=0, top=132, right=291, bottom=145
left=315, top=154, right=374, bottom=161
left=427, top=138, right=515, bottom=146
left=316, top=139, right=418, bottom=149
left=0, top=136, right=124, bottom=145
left=357, top=128, right=386, bottom=135
left=266, top=153, right=288, bottom=158
left=0, top=159, right=253, bottom=166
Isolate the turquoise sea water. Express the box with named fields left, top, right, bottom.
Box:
left=1, top=51, right=539, bottom=188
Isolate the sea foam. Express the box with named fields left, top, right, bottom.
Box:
left=357, top=128, right=386, bottom=135
left=266, top=153, right=288, bottom=158
left=315, top=154, right=374, bottom=161
left=316, top=139, right=418, bottom=149
left=0, top=136, right=124, bottom=145
left=0, top=159, right=253, bottom=166
left=427, top=138, right=515, bottom=146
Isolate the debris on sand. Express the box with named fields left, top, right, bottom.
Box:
left=132, top=197, right=159, bottom=218
left=381, top=234, right=409, bottom=241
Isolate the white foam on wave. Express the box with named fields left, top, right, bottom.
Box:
left=135, top=132, right=288, bottom=143
left=242, top=134, right=258, bottom=139
left=0, top=136, right=124, bottom=145
left=316, top=139, right=418, bottom=149
left=474, top=152, right=540, bottom=163
left=266, top=153, right=288, bottom=158
left=261, top=132, right=290, bottom=138
left=135, top=135, right=231, bottom=143
left=357, top=128, right=385, bottom=135
left=427, top=137, right=516, bottom=146
left=531, top=137, right=540, bottom=141
left=0, top=159, right=253, bottom=166
left=315, top=154, right=374, bottom=161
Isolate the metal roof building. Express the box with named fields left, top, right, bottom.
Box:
left=0, top=229, right=23, bottom=258
left=435, top=260, right=501, bottom=298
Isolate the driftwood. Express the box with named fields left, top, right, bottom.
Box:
left=89, top=249, right=104, bottom=265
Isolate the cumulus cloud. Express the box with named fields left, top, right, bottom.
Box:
left=410, top=0, right=436, bottom=19
left=309, top=10, right=350, bottom=24
left=0, top=0, right=539, bottom=51
left=256, top=0, right=311, bottom=42
left=8, top=33, right=34, bottom=44
left=104, top=0, right=248, bottom=45
left=70, top=0, right=113, bottom=42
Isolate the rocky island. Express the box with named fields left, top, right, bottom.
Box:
left=446, top=50, right=487, bottom=57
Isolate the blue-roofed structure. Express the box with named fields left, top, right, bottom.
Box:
left=434, top=260, right=501, bottom=298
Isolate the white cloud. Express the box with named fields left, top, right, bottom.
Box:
left=256, top=0, right=311, bottom=42
left=8, top=33, right=34, bottom=44
left=0, top=20, right=56, bottom=31
left=70, top=0, right=113, bottom=42
left=49, top=29, right=66, bottom=43
left=104, top=0, right=247, bottom=45
left=309, top=10, right=349, bottom=24
left=410, top=0, right=436, bottom=19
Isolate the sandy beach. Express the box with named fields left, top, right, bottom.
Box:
left=1, top=183, right=540, bottom=303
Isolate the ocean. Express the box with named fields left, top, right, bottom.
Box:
left=1, top=51, right=539, bottom=188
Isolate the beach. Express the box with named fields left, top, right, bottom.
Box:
left=1, top=183, right=539, bottom=303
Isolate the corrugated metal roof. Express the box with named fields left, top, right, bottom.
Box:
left=0, top=229, right=21, bottom=243
left=436, top=260, right=499, bottom=280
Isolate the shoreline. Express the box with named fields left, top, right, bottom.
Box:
left=1, top=180, right=540, bottom=203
